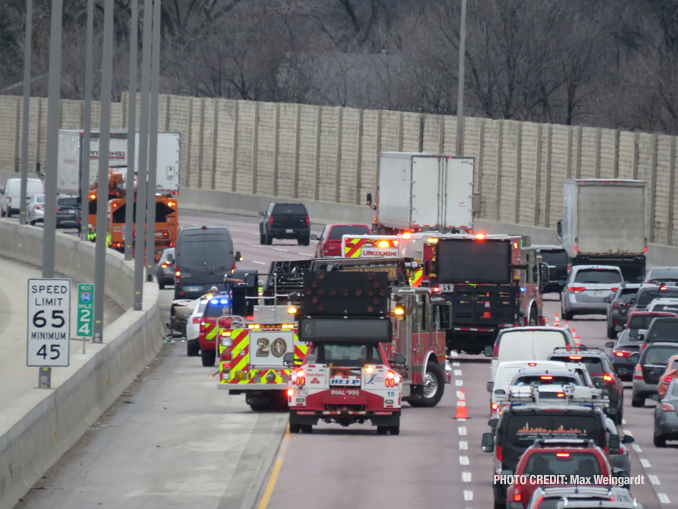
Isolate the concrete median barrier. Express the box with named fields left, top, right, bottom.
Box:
left=0, top=220, right=162, bottom=509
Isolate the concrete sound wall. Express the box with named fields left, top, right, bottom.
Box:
left=1, top=93, right=677, bottom=249
left=0, top=221, right=162, bottom=509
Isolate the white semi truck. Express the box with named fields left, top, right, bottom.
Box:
left=557, top=179, right=648, bottom=282
left=57, top=130, right=180, bottom=194
left=367, top=152, right=476, bottom=234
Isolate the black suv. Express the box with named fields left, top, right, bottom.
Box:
left=56, top=194, right=81, bottom=229
left=522, top=245, right=569, bottom=295
left=481, top=404, right=613, bottom=509
left=259, top=202, right=310, bottom=245
left=548, top=348, right=624, bottom=424
left=605, top=284, right=641, bottom=339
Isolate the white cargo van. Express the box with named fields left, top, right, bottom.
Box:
left=1, top=178, right=44, bottom=218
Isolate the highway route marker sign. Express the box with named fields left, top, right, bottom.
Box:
left=77, top=283, right=94, bottom=338
left=27, top=278, right=71, bottom=367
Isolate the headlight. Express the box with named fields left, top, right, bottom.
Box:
left=221, top=337, right=233, bottom=347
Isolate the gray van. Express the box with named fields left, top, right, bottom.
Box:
left=174, top=226, right=241, bottom=299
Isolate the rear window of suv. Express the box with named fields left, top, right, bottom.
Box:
left=524, top=452, right=602, bottom=476
left=648, top=320, right=678, bottom=340
left=328, top=225, right=370, bottom=240
left=637, top=288, right=678, bottom=306
left=552, top=356, right=605, bottom=374
left=57, top=197, right=79, bottom=207
left=506, top=415, right=599, bottom=445
left=513, top=375, right=580, bottom=386
left=273, top=204, right=307, bottom=214
left=574, top=269, right=622, bottom=284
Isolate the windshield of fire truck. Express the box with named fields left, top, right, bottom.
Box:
left=311, top=343, right=383, bottom=367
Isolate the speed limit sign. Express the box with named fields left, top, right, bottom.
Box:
left=27, top=278, right=71, bottom=367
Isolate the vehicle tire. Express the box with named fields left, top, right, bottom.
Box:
left=562, top=309, right=573, bottom=321
left=298, top=235, right=310, bottom=246
left=249, top=403, right=268, bottom=412
left=29, top=220, right=36, bottom=226
left=6, top=208, right=11, bottom=218
left=259, top=230, right=265, bottom=244
left=528, top=307, right=538, bottom=326
left=265, top=233, right=272, bottom=245
left=159, top=282, right=165, bottom=290
left=201, top=348, right=216, bottom=367
left=607, top=323, right=618, bottom=340
left=376, top=426, right=388, bottom=435
left=389, top=426, right=400, bottom=436
left=301, top=425, right=313, bottom=434
left=654, top=434, right=666, bottom=448
left=187, top=339, right=200, bottom=357
left=413, top=362, right=445, bottom=407
left=0, top=208, right=5, bottom=217
left=616, top=403, right=624, bottom=425
left=289, top=423, right=301, bottom=434
left=631, top=396, right=645, bottom=408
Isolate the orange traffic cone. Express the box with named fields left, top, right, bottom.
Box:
left=554, top=313, right=561, bottom=327
left=564, top=321, right=570, bottom=330
left=572, top=328, right=581, bottom=346
left=454, top=388, right=470, bottom=419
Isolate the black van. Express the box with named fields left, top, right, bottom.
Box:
left=481, top=404, right=617, bottom=508
left=174, top=226, right=241, bottom=299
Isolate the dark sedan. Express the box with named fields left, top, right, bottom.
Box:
left=606, top=284, right=640, bottom=339
left=606, top=329, right=643, bottom=382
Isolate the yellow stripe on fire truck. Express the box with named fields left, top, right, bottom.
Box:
left=342, top=235, right=400, bottom=258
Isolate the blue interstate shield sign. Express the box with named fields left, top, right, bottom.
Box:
left=81, top=292, right=92, bottom=303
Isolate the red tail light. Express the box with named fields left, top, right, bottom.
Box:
left=34, top=204, right=43, bottom=210
left=664, top=375, right=673, bottom=383
left=385, top=370, right=397, bottom=387
left=569, top=287, right=586, bottom=293
left=512, top=485, right=521, bottom=502
left=661, top=402, right=675, bottom=412
left=634, top=364, right=643, bottom=380
left=492, top=341, right=500, bottom=359
left=614, top=350, right=632, bottom=358
left=269, top=216, right=274, bottom=225
left=602, top=374, right=613, bottom=382
left=199, top=319, right=206, bottom=333
left=222, top=351, right=232, bottom=361
left=541, top=376, right=553, bottom=380
left=496, top=445, right=503, bottom=462
left=175, top=268, right=181, bottom=284
left=305, top=216, right=310, bottom=226
left=192, top=317, right=200, bottom=324
left=556, top=452, right=570, bottom=457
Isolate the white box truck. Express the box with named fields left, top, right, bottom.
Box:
left=557, top=179, right=647, bottom=282
left=57, top=130, right=180, bottom=194
left=367, top=152, right=476, bottom=234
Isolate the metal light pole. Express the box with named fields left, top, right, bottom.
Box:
left=19, top=0, right=33, bottom=226
left=92, top=0, right=115, bottom=343
left=125, top=0, right=139, bottom=260
left=80, top=0, right=95, bottom=241
left=134, top=0, right=154, bottom=310
left=145, top=0, right=161, bottom=280
left=455, top=0, right=467, bottom=156
left=42, top=0, right=63, bottom=279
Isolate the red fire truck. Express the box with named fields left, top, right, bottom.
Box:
left=426, top=233, right=547, bottom=355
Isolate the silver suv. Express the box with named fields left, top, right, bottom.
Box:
left=561, top=265, right=623, bottom=320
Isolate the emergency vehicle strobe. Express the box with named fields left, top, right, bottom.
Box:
left=285, top=271, right=402, bottom=434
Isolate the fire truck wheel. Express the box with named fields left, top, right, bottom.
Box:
left=528, top=307, right=538, bottom=326
left=301, top=425, right=313, bottom=433
left=201, top=348, right=216, bottom=367
left=415, top=362, right=445, bottom=407
left=249, top=403, right=269, bottom=412
left=290, top=423, right=301, bottom=433
left=389, top=426, right=400, bottom=436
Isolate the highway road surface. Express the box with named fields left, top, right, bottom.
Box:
left=8, top=211, right=676, bottom=509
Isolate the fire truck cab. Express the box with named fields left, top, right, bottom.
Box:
left=287, top=271, right=402, bottom=434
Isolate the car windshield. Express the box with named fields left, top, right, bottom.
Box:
left=513, top=375, right=580, bottom=386
left=645, top=346, right=678, bottom=365
left=648, top=321, right=678, bottom=340
left=647, top=268, right=678, bottom=281
left=273, top=204, right=307, bottom=214
left=312, top=343, right=383, bottom=366
left=524, top=452, right=602, bottom=477
left=574, top=269, right=622, bottom=284
left=328, top=225, right=370, bottom=240
left=58, top=197, right=78, bottom=207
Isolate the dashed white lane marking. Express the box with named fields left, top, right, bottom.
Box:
left=459, top=441, right=468, bottom=450
left=639, top=459, right=651, bottom=468
left=463, top=491, right=473, bottom=501
left=455, top=379, right=464, bottom=386
left=457, top=391, right=462, bottom=398
left=454, top=369, right=462, bottom=376
left=252, top=261, right=267, bottom=265
left=658, top=493, right=671, bottom=504
left=462, top=472, right=472, bottom=482
left=459, top=456, right=469, bottom=465
left=458, top=427, right=467, bottom=436
left=623, top=429, right=633, bottom=436
left=449, top=351, right=459, bottom=357
left=622, top=418, right=627, bottom=424
left=452, top=361, right=460, bottom=367
left=649, top=475, right=660, bottom=485
left=632, top=444, right=642, bottom=453
left=273, top=248, right=288, bottom=252
left=457, top=418, right=467, bottom=422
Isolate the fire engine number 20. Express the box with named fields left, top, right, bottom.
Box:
left=256, top=337, right=287, bottom=357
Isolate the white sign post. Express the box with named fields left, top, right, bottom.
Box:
left=27, top=278, right=71, bottom=388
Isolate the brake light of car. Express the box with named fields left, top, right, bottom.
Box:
left=634, top=364, right=643, bottom=380
left=161, top=263, right=167, bottom=268
left=569, top=287, right=586, bottom=293
left=541, top=376, right=553, bottom=380
left=556, top=453, right=570, bottom=457
left=199, top=319, right=206, bottom=333
left=402, top=232, right=412, bottom=239
left=305, top=216, right=310, bottom=226
left=192, top=317, right=200, bottom=324
left=660, top=286, right=667, bottom=291
left=491, top=402, right=498, bottom=411
left=496, top=445, right=503, bottom=462
left=528, top=362, right=537, bottom=366
left=664, top=375, right=673, bottom=383
left=269, top=216, right=274, bottom=225
left=385, top=370, right=397, bottom=387
left=569, top=356, right=582, bottom=360
left=175, top=268, right=181, bottom=284
left=611, top=287, right=618, bottom=292
left=34, top=204, right=43, bottom=210
left=492, top=341, right=500, bottom=359
left=557, top=393, right=565, bottom=398
left=602, top=374, right=613, bottom=382
left=512, top=486, right=521, bottom=502
left=614, top=350, right=632, bottom=357
left=661, top=402, right=676, bottom=412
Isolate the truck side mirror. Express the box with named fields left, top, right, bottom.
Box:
left=366, top=192, right=373, bottom=206
left=392, top=353, right=406, bottom=367
left=481, top=432, right=494, bottom=453
left=556, top=221, right=563, bottom=240
left=539, top=262, right=550, bottom=289
left=283, top=353, right=295, bottom=367
left=622, top=435, right=635, bottom=444
left=235, top=251, right=242, bottom=262
left=486, top=381, right=494, bottom=392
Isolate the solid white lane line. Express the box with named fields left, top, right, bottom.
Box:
left=459, top=441, right=468, bottom=450
left=658, top=493, right=671, bottom=504
left=631, top=444, right=642, bottom=453
left=639, top=459, right=651, bottom=468
left=454, top=370, right=462, bottom=376
left=463, top=491, right=473, bottom=501
left=455, top=379, right=464, bottom=386
left=462, top=472, right=472, bottom=482
left=459, top=455, right=469, bottom=465
left=649, top=475, right=660, bottom=485
left=458, top=427, right=467, bottom=436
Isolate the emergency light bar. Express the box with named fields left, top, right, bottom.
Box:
left=495, top=384, right=609, bottom=410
